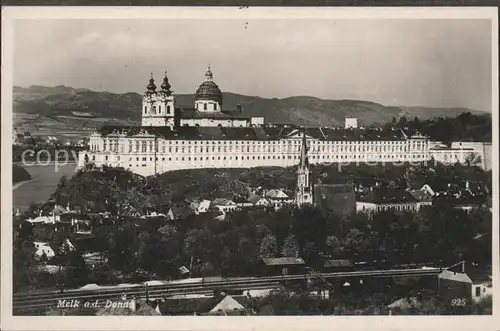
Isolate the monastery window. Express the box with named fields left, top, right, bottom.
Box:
left=218, top=156, right=221, bottom=160
left=176, top=147, right=179, bottom=152
left=144, top=106, right=147, bottom=113
left=204, top=103, right=207, bottom=111
left=167, top=105, right=171, bottom=114
left=169, top=157, right=172, bottom=161
left=103, top=142, right=107, bottom=151
left=218, top=147, right=221, bottom=152
left=129, top=142, right=133, bottom=152
left=152, top=106, right=157, bottom=114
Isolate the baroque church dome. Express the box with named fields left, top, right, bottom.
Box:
left=195, top=66, right=223, bottom=105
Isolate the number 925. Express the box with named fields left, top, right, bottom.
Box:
left=451, top=298, right=467, bottom=306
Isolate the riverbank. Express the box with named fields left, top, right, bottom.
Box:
left=13, top=179, right=35, bottom=191
left=12, top=161, right=78, bottom=166
left=14, top=163, right=78, bottom=212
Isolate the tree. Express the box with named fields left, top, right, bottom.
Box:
left=324, top=236, right=342, bottom=258
left=64, top=251, right=88, bottom=288
left=342, top=228, right=365, bottom=258
left=136, top=231, right=152, bottom=270
left=259, top=234, right=278, bottom=258
left=398, top=116, right=408, bottom=128
left=281, top=234, right=299, bottom=258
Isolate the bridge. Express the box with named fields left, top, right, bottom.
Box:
left=13, top=267, right=442, bottom=314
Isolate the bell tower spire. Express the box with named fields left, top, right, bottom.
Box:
left=142, top=71, right=175, bottom=128
left=295, top=127, right=313, bottom=207
left=161, top=71, right=172, bottom=96
left=146, top=73, right=157, bottom=94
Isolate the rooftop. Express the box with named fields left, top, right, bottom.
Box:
left=357, top=188, right=419, bottom=204
left=96, top=125, right=412, bottom=142
left=262, top=257, right=305, bottom=266
left=179, top=109, right=250, bottom=120
left=438, top=270, right=472, bottom=283
left=314, top=184, right=356, bottom=216
left=323, top=259, right=352, bottom=268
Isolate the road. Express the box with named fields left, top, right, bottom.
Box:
left=13, top=267, right=442, bottom=314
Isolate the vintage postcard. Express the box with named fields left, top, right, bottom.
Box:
left=1, top=5, right=498, bottom=331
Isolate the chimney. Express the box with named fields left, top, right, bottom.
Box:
left=237, top=103, right=242, bottom=113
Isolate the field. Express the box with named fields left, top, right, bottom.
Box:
left=13, top=163, right=78, bottom=212
left=13, top=113, right=138, bottom=140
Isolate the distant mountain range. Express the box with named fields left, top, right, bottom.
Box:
left=13, top=85, right=488, bottom=127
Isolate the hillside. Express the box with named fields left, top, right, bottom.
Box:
left=13, top=85, right=488, bottom=128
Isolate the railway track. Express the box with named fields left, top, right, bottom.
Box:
left=13, top=267, right=442, bottom=314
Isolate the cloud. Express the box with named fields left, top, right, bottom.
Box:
left=12, top=18, right=493, bottom=111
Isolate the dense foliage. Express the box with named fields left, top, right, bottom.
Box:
left=46, top=161, right=491, bottom=215
left=389, top=112, right=492, bottom=143
left=14, top=162, right=492, bottom=293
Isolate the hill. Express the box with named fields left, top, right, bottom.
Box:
left=12, top=85, right=488, bottom=127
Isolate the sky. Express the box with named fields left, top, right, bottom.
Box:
left=13, top=19, right=493, bottom=111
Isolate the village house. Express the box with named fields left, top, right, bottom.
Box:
left=264, top=189, right=294, bottom=210
left=190, top=199, right=211, bottom=215
left=167, top=206, right=194, bottom=220
left=33, top=241, right=56, bottom=260
left=211, top=198, right=239, bottom=213
left=247, top=194, right=271, bottom=208
left=314, top=183, right=356, bottom=216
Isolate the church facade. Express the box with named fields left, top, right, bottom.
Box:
left=77, top=66, right=472, bottom=177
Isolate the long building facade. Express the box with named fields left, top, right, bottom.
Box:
left=77, top=67, right=485, bottom=177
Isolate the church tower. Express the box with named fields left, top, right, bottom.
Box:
left=141, top=72, right=176, bottom=127
left=295, top=129, right=313, bottom=207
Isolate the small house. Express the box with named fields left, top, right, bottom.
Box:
left=248, top=194, right=271, bottom=208
left=206, top=295, right=253, bottom=316
left=261, top=257, right=306, bottom=276
left=211, top=198, right=238, bottom=213
left=314, top=184, right=356, bottom=216
left=322, top=259, right=352, bottom=272
left=167, top=206, right=194, bottom=221
left=33, top=241, right=56, bottom=260
left=438, top=270, right=473, bottom=306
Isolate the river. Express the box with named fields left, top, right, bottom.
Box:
left=13, top=163, right=78, bottom=212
